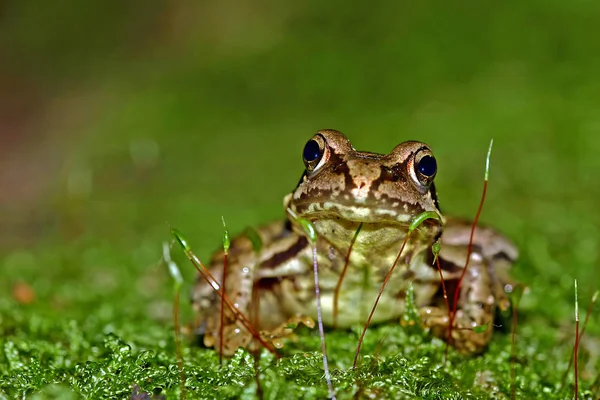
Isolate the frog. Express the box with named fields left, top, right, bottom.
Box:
left=191, top=129, right=518, bottom=355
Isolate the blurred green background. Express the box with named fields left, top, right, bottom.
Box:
left=1, top=1, right=599, bottom=398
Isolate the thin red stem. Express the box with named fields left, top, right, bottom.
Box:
left=574, top=280, right=580, bottom=400
left=560, top=290, right=598, bottom=391
left=312, top=244, right=336, bottom=399
left=219, top=253, right=228, bottom=365
left=510, top=285, right=523, bottom=400
left=574, top=315, right=579, bottom=400
left=184, top=250, right=279, bottom=356
left=250, top=276, right=264, bottom=399
left=435, top=257, right=450, bottom=316
left=353, top=233, right=411, bottom=368
left=448, top=180, right=488, bottom=346
left=434, top=256, right=451, bottom=364
left=333, top=223, right=362, bottom=328
left=254, top=353, right=264, bottom=400
left=173, top=289, right=187, bottom=399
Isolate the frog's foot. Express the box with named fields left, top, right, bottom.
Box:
left=420, top=256, right=497, bottom=354
left=259, top=315, right=315, bottom=349
left=204, top=315, right=315, bottom=355
left=420, top=306, right=492, bottom=353
left=203, top=321, right=253, bottom=356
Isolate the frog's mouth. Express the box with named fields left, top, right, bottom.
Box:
left=289, top=200, right=443, bottom=227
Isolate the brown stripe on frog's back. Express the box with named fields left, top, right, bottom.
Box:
left=261, top=235, right=309, bottom=269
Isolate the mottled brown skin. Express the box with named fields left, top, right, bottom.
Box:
left=192, top=129, right=518, bottom=355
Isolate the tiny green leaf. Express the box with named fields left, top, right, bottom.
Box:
left=221, top=216, right=230, bottom=253
left=408, top=211, right=443, bottom=233
left=168, top=262, right=184, bottom=288
left=473, top=324, right=489, bottom=334
left=286, top=207, right=318, bottom=242
left=171, top=228, right=191, bottom=252
left=162, top=242, right=183, bottom=288
left=508, top=284, right=526, bottom=309
left=574, top=279, right=579, bottom=321
left=400, top=282, right=422, bottom=334
left=245, top=226, right=263, bottom=253
left=485, top=138, right=494, bottom=181
left=431, top=238, right=442, bottom=264
left=297, top=218, right=318, bottom=243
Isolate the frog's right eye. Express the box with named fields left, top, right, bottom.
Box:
left=303, top=140, right=321, bottom=162
left=302, top=135, right=327, bottom=172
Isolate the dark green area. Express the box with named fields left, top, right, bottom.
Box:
left=1, top=1, right=599, bottom=398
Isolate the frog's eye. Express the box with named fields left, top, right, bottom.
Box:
left=302, top=135, right=327, bottom=172
left=303, top=140, right=321, bottom=162
left=417, top=155, right=437, bottom=178
left=411, top=149, right=437, bottom=188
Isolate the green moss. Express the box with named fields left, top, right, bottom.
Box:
left=0, top=290, right=590, bottom=399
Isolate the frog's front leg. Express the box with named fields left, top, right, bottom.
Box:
left=192, top=221, right=315, bottom=355
left=420, top=252, right=498, bottom=353
left=191, top=232, right=258, bottom=355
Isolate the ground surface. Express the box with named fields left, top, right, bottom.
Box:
left=1, top=1, right=600, bottom=399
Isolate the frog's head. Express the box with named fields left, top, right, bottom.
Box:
left=285, top=129, right=442, bottom=228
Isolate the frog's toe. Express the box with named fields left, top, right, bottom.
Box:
left=259, top=314, right=315, bottom=349
left=419, top=307, right=492, bottom=354
left=204, top=322, right=253, bottom=356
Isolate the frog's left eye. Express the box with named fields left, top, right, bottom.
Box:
left=302, top=135, right=327, bottom=172
left=417, top=155, right=437, bottom=177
